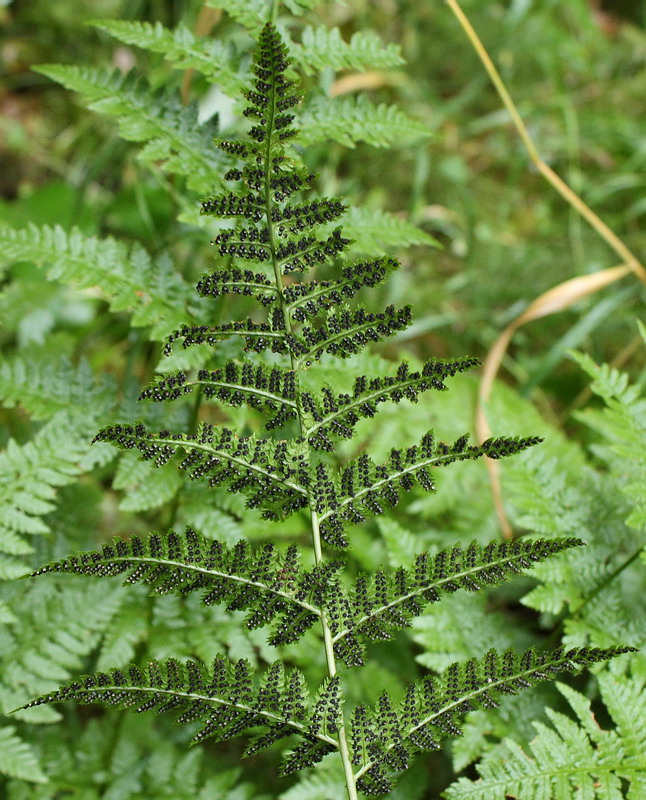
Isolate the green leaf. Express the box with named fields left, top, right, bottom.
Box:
left=31, top=528, right=343, bottom=647
left=23, top=657, right=339, bottom=760
left=0, top=726, right=48, bottom=783
left=293, top=27, right=404, bottom=74
left=0, top=354, right=115, bottom=421
left=94, top=20, right=245, bottom=95
left=0, top=225, right=192, bottom=338
left=34, top=65, right=222, bottom=194
left=330, top=538, right=583, bottom=666
left=341, top=207, right=440, bottom=255
left=0, top=412, right=107, bottom=567
left=299, top=94, right=429, bottom=148
left=444, top=664, right=646, bottom=800
left=351, top=646, right=635, bottom=795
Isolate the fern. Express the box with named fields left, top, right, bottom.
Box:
left=340, top=207, right=440, bottom=255
left=93, top=20, right=245, bottom=96
left=298, top=94, right=429, bottom=149
left=445, top=660, right=646, bottom=799
left=0, top=727, right=47, bottom=784
left=501, top=344, right=646, bottom=650
left=349, top=646, right=634, bottom=796
left=33, top=67, right=222, bottom=194
left=0, top=412, right=112, bottom=577
left=0, top=355, right=114, bottom=421
left=293, top=27, right=404, bottom=74
left=571, top=347, right=646, bottom=531
left=23, top=22, right=635, bottom=799
left=0, top=225, right=193, bottom=338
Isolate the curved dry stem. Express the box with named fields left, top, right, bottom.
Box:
left=444, top=0, right=646, bottom=286
left=476, top=264, right=632, bottom=537
left=444, top=0, right=644, bottom=537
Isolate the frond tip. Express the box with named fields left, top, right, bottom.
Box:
left=350, top=645, right=636, bottom=795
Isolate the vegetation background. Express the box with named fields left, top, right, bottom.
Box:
left=0, top=0, right=644, bottom=797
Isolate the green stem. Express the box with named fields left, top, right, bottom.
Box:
left=262, top=59, right=359, bottom=800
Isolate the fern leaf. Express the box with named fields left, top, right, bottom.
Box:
left=571, top=349, right=646, bottom=531
left=341, top=207, right=440, bottom=255
left=299, top=95, right=429, bottom=148
left=315, top=433, right=542, bottom=546
left=34, top=66, right=222, bottom=193
left=31, top=528, right=346, bottom=646
left=294, top=304, right=413, bottom=367
left=196, top=267, right=279, bottom=305
left=301, top=356, right=480, bottom=451
left=94, top=20, right=245, bottom=96
left=3, top=580, right=123, bottom=722
left=205, top=0, right=271, bottom=32
left=140, top=360, right=299, bottom=430
left=0, top=412, right=110, bottom=572
left=93, top=422, right=310, bottom=520
left=163, top=314, right=289, bottom=357
left=444, top=666, right=646, bottom=800
left=350, top=646, right=635, bottom=795
left=205, top=0, right=317, bottom=31
left=284, top=257, right=398, bottom=321
left=0, top=225, right=191, bottom=338
left=293, top=27, right=404, bottom=74
left=113, top=453, right=182, bottom=513
left=21, top=657, right=340, bottom=758
left=0, top=354, right=114, bottom=421
left=329, top=538, right=584, bottom=666
left=279, top=677, right=342, bottom=775
left=0, top=726, right=47, bottom=783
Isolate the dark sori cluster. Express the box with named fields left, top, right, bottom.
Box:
left=26, top=22, right=633, bottom=799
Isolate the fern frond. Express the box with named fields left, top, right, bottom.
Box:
left=283, top=257, right=398, bottom=321
left=294, top=304, right=413, bottom=367
left=350, top=646, right=635, bottom=795
left=293, top=26, right=404, bottom=74
left=3, top=580, right=123, bottom=721
left=34, top=66, right=221, bottom=193
left=21, top=657, right=340, bottom=761
left=272, top=197, right=347, bottom=232
left=93, top=20, right=245, bottom=95
left=93, top=422, right=309, bottom=520
left=113, top=453, right=182, bottom=513
left=301, top=356, right=480, bottom=451
left=571, top=349, right=646, bottom=531
left=0, top=726, right=47, bottom=783
left=162, top=314, right=289, bottom=357
left=31, top=528, right=346, bottom=646
left=279, top=677, right=342, bottom=775
left=0, top=354, right=114, bottom=421
left=445, top=666, right=646, bottom=800
left=315, top=433, right=542, bottom=546
left=0, top=412, right=110, bottom=575
left=140, top=360, right=298, bottom=430
left=0, top=225, right=191, bottom=338
left=205, top=0, right=271, bottom=32
left=341, top=207, right=440, bottom=255
left=329, top=538, right=584, bottom=666
left=196, top=268, right=279, bottom=306
left=299, top=95, right=429, bottom=148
